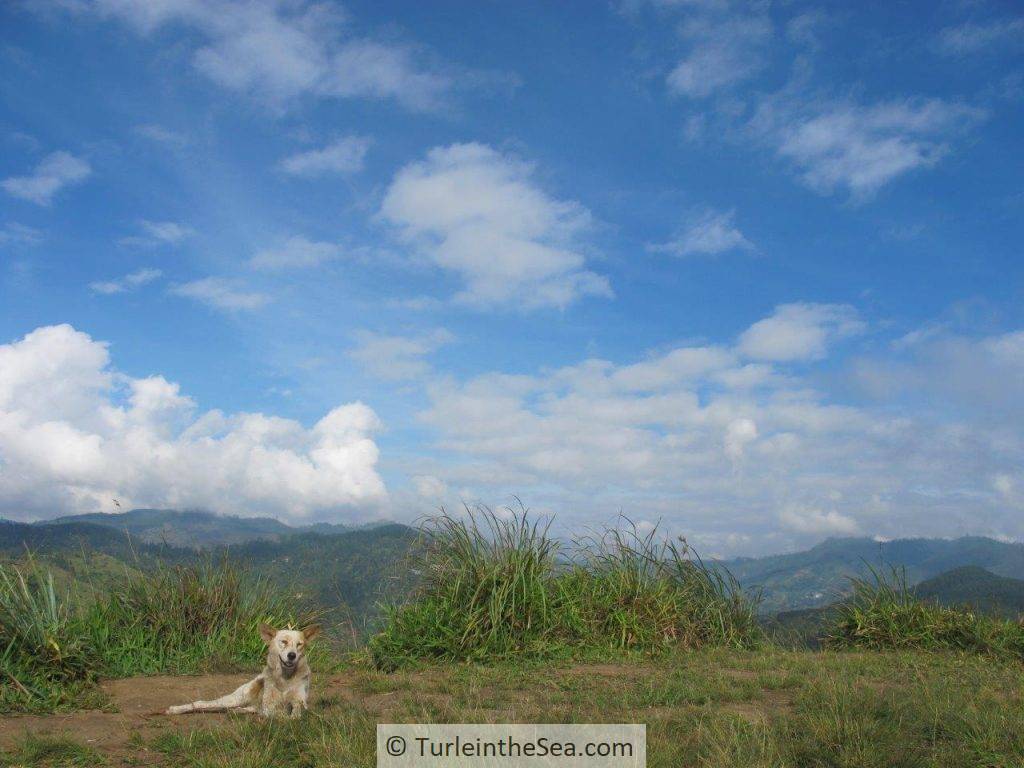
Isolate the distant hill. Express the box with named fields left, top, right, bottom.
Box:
left=914, top=566, right=1024, bottom=618
left=766, top=565, right=1024, bottom=647
left=0, top=512, right=419, bottom=633
left=720, top=536, right=1024, bottom=613
left=22, top=508, right=396, bottom=549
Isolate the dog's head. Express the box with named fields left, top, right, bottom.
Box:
left=260, top=623, right=320, bottom=671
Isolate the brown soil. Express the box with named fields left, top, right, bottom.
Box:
left=0, top=674, right=251, bottom=760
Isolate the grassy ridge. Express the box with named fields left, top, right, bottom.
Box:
left=0, top=559, right=317, bottom=713
left=826, top=566, right=1024, bottom=661
left=369, top=508, right=761, bottom=668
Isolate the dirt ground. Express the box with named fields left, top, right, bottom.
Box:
left=0, top=675, right=253, bottom=757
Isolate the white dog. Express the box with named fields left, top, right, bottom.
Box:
left=166, top=623, right=320, bottom=718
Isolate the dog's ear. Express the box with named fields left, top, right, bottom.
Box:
left=259, top=623, right=277, bottom=644
left=302, top=624, right=321, bottom=642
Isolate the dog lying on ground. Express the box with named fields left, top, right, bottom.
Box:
left=165, top=623, right=320, bottom=718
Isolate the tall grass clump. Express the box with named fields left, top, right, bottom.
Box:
left=560, top=523, right=761, bottom=652
left=825, top=565, right=1024, bottom=660
left=0, top=561, right=96, bottom=711
left=370, top=506, right=760, bottom=669
left=370, top=507, right=559, bottom=666
left=1, top=557, right=319, bottom=712
left=86, top=559, right=319, bottom=677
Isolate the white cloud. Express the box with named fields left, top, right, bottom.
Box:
left=77, top=0, right=457, bottom=111
left=134, top=124, right=187, bottom=145
left=351, top=329, right=454, bottom=381
left=380, top=143, right=611, bottom=310
left=279, top=135, right=371, bottom=176
left=169, top=277, right=269, bottom=311
left=89, top=268, right=163, bottom=295
left=667, top=14, right=771, bottom=98
left=140, top=220, right=193, bottom=243
left=0, top=324, right=386, bottom=522
left=250, top=236, right=341, bottom=270
left=412, top=474, right=448, bottom=501
left=414, top=306, right=1024, bottom=553
left=738, top=303, right=864, bottom=362
left=935, top=18, right=1024, bottom=56
left=778, top=505, right=859, bottom=535
left=0, top=223, right=43, bottom=246
left=648, top=208, right=753, bottom=257
left=120, top=220, right=194, bottom=247
left=2, top=151, right=91, bottom=205
left=758, top=98, right=987, bottom=200
left=724, top=417, right=757, bottom=462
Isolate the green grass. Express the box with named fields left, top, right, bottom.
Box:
left=0, top=736, right=105, bottom=768
left=826, top=566, right=1024, bottom=661
left=5, top=649, right=1021, bottom=768
left=0, top=558, right=319, bottom=713
left=369, top=507, right=761, bottom=668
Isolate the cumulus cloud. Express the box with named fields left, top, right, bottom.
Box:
left=667, top=13, right=772, bottom=98
left=648, top=208, right=753, bottom=257
left=778, top=505, right=859, bottom=535
left=0, top=325, right=387, bottom=522
left=752, top=97, right=987, bottom=200
left=250, top=236, right=341, bottom=270
left=89, top=268, right=163, bottom=295
left=380, top=143, right=611, bottom=310
left=279, top=135, right=371, bottom=176
left=74, top=0, right=458, bottom=111
left=351, top=329, right=455, bottom=381
left=2, top=151, right=91, bottom=205
left=737, top=303, right=865, bottom=362
left=169, top=277, right=269, bottom=311
left=413, top=305, right=1024, bottom=553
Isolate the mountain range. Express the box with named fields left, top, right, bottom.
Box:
left=719, top=535, right=1024, bottom=613
left=3, top=510, right=1024, bottom=619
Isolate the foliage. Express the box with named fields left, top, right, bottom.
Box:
left=369, top=506, right=761, bottom=668
left=0, top=558, right=318, bottom=713
left=825, top=565, right=1024, bottom=661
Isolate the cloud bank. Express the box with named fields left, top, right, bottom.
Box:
left=0, top=325, right=387, bottom=522
left=418, top=304, right=1024, bottom=554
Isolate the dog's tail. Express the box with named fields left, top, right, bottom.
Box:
left=165, top=676, right=264, bottom=715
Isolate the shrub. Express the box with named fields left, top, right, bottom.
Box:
left=370, top=506, right=761, bottom=669
left=1, top=557, right=319, bottom=712
left=825, top=566, right=1024, bottom=660
left=0, top=561, right=99, bottom=712
left=86, top=560, right=316, bottom=677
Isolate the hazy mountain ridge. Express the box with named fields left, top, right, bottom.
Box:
left=766, top=566, right=1024, bottom=647
left=1, top=512, right=419, bottom=630
left=720, top=535, right=1024, bottom=613
left=5, top=512, right=1024, bottom=620
left=35, top=508, right=391, bottom=548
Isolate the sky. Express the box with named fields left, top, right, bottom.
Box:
left=0, top=0, right=1022, bottom=557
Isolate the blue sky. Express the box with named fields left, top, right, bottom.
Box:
left=1, top=0, right=1022, bottom=556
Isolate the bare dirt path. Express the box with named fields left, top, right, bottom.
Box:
left=1, top=675, right=252, bottom=758
left=0, top=672, right=381, bottom=762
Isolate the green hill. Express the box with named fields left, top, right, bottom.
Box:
left=914, top=565, right=1024, bottom=617
left=766, top=565, right=1024, bottom=647
left=0, top=515, right=418, bottom=633
left=721, top=535, right=1024, bottom=613
left=43, top=508, right=334, bottom=548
